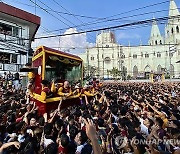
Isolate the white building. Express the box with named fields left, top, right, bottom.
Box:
left=0, top=2, right=40, bottom=73
left=80, top=0, right=180, bottom=79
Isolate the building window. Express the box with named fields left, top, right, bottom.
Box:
left=102, top=54, right=104, bottom=58
left=160, top=40, right=162, bottom=44
left=0, top=23, right=12, bottom=35
left=145, top=53, right=149, bottom=58
left=121, top=54, right=125, bottom=59
left=91, top=57, right=94, bottom=60
left=104, top=57, right=111, bottom=64
left=171, top=28, right=174, bottom=34
left=133, top=54, right=137, bottom=58
left=118, top=52, right=119, bottom=57
left=11, top=54, right=17, bottom=63
left=141, top=52, right=143, bottom=57
left=155, top=40, right=158, bottom=45
left=0, top=22, right=19, bottom=37
left=112, top=54, right=114, bottom=58
left=0, top=52, right=10, bottom=64
left=12, top=27, right=19, bottom=37
left=176, top=26, right=179, bottom=33
left=153, top=52, right=156, bottom=56
left=169, top=53, right=173, bottom=57
left=157, top=52, right=161, bottom=57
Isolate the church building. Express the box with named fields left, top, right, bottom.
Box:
left=80, top=0, right=180, bottom=79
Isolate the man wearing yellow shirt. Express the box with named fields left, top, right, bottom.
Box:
left=25, top=63, right=35, bottom=83
left=28, top=72, right=35, bottom=80
left=72, top=84, right=82, bottom=98
left=146, top=101, right=169, bottom=128
left=51, top=79, right=63, bottom=94
left=33, top=80, right=51, bottom=101
left=57, top=81, right=73, bottom=98
left=83, top=85, right=98, bottom=97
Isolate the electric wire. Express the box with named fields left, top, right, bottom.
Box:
left=6, top=15, right=180, bottom=41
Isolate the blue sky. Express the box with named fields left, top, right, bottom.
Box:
left=2, top=0, right=180, bottom=50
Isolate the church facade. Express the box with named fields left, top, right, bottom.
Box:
left=80, top=0, right=180, bottom=79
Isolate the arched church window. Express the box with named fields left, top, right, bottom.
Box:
left=157, top=52, right=161, bottom=58
left=104, top=57, right=111, bottom=64
left=155, top=40, right=158, bottom=45
left=133, top=54, right=137, bottom=59
left=176, top=26, right=179, bottom=33
left=169, top=53, right=173, bottom=57
left=121, top=54, right=125, bottom=59
left=145, top=53, right=149, bottom=58
left=91, top=56, right=94, bottom=60
left=171, top=28, right=174, bottom=34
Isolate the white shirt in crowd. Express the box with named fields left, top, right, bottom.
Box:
left=139, top=118, right=149, bottom=136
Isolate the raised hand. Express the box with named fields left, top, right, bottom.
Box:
left=83, top=118, right=97, bottom=141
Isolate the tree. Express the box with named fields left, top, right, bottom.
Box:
left=109, top=67, right=120, bottom=79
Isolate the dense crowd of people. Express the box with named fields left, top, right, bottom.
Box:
left=1, top=71, right=21, bottom=90
left=0, top=74, right=180, bottom=154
